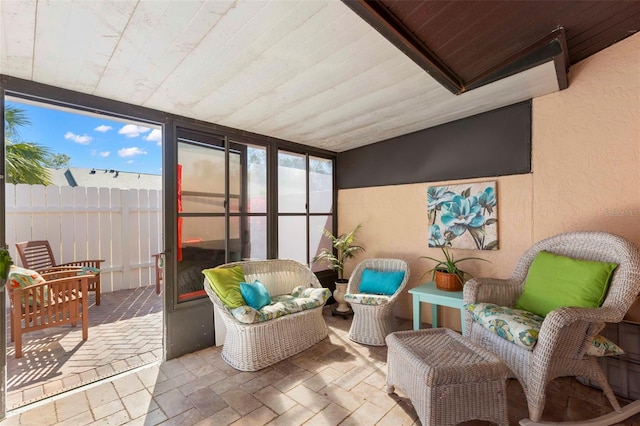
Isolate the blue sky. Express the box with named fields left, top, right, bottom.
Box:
left=6, top=99, right=162, bottom=175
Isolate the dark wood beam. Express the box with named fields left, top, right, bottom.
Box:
left=343, top=1, right=569, bottom=94
left=342, top=0, right=464, bottom=94
left=465, top=28, right=569, bottom=91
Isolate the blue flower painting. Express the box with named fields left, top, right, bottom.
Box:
left=427, top=181, right=498, bottom=250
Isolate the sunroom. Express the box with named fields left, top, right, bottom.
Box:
left=1, top=1, right=640, bottom=425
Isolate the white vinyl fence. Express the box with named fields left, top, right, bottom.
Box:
left=6, top=184, right=163, bottom=293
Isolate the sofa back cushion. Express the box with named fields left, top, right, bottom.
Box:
left=203, top=266, right=246, bottom=308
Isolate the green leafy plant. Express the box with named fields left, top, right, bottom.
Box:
left=312, top=224, right=365, bottom=282
left=419, top=246, right=488, bottom=284
left=0, top=247, right=13, bottom=280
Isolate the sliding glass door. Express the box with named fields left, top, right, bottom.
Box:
left=176, top=131, right=267, bottom=302
left=277, top=150, right=334, bottom=270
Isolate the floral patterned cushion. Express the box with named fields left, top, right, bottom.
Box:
left=464, top=302, right=624, bottom=357
left=587, top=334, right=625, bottom=357
left=344, top=293, right=390, bottom=305
left=8, top=265, right=48, bottom=307
left=465, top=302, right=542, bottom=350
left=230, top=286, right=330, bottom=324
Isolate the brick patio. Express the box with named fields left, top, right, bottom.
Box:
left=5, top=285, right=162, bottom=410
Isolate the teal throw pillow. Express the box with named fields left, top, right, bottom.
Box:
left=358, top=268, right=405, bottom=295
left=514, top=251, right=618, bottom=317
left=240, top=280, right=272, bottom=310
left=202, top=266, right=246, bottom=308
left=78, top=266, right=100, bottom=276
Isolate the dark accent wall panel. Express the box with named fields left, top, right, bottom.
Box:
left=337, top=101, right=531, bottom=189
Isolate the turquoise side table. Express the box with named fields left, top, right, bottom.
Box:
left=408, top=281, right=466, bottom=335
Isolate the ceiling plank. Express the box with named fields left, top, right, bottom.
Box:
left=0, top=0, right=37, bottom=79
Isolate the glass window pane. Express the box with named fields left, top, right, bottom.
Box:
left=178, top=141, right=225, bottom=214
left=227, top=215, right=266, bottom=262
left=236, top=216, right=267, bottom=261
left=309, top=157, right=333, bottom=214
left=248, top=146, right=267, bottom=213
left=310, top=216, right=333, bottom=272
left=229, top=150, right=241, bottom=213
left=178, top=216, right=227, bottom=302
left=278, top=151, right=306, bottom=213
left=278, top=216, right=307, bottom=265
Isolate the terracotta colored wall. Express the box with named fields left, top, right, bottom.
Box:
left=338, top=32, right=640, bottom=330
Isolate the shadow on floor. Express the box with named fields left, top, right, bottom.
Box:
left=5, top=285, right=163, bottom=410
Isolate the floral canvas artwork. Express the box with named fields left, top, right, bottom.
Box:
left=427, top=181, right=498, bottom=250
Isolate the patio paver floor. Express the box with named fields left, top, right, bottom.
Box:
left=5, top=285, right=162, bottom=410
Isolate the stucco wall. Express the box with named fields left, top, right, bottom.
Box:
left=337, top=32, right=640, bottom=330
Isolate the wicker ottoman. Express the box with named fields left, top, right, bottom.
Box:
left=386, top=328, right=509, bottom=426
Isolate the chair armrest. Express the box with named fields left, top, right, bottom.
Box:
left=543, top=305, right=621, bottom=329
left=534, top=306, right=620, bottom=360
left=11, top=274, right=90, bottom=307
left=463, top=277, right=522, bottom=306
left=40, top=269, right=95, bottom=280
left=58, top=260, right=104, bottom=269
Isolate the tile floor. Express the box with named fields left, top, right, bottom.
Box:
left=2, top=306, right=639, bottom=425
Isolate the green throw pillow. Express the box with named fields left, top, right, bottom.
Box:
left=514, top=251, right=617, bottom=317
left=202, top=266, right=246, bottom=308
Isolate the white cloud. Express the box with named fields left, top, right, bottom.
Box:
left=94, top=125, right=112, bottom=133
left=127, top=160, right=134, bottom=164
left=64, top=131, right=92, bottom=145
left=144, top=129, right=162, bottom=146
left=99, top=151, right=110, bottom=157
left=118, top=124, right=150, bottom=138
left=118, top=147, right=147, bottom=158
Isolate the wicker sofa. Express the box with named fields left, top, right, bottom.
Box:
left=203, top=259, right=330, bottom=371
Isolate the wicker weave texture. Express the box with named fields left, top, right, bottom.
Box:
left=386, top=329, right=509, bottom=426
left=203, top=259, right=328, bottom=371
left=346, top=258, right=410, bottom=346
left=463, top=231, right=640, bottom=422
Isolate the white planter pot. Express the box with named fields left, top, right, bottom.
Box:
left=333, top=282, right=350, bottom=312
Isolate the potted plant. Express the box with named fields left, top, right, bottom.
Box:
left=312, top=224, right=365, bottom=312
left=420, top=246, right=487, bottom=291
left=0, top=247, right=13, bottom=290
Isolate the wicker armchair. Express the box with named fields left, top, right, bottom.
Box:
left=345, top=258, right=410, bottom=346
left=463, top=231, right=640, bottom=422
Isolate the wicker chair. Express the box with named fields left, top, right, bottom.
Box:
left=203, top=259, right=329, bottom=371
left=463, top=231, right=640, bottom=422
left=345, top=258, right=410, bottom=346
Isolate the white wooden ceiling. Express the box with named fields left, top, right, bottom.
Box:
left=0, top=0, right=560, bottom=152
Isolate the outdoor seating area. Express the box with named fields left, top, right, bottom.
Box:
left=4, top=285, right=162, bottom=411
left=7, top=269, right=91, bottom=359
left=16, top=240, right=104, bottom=305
